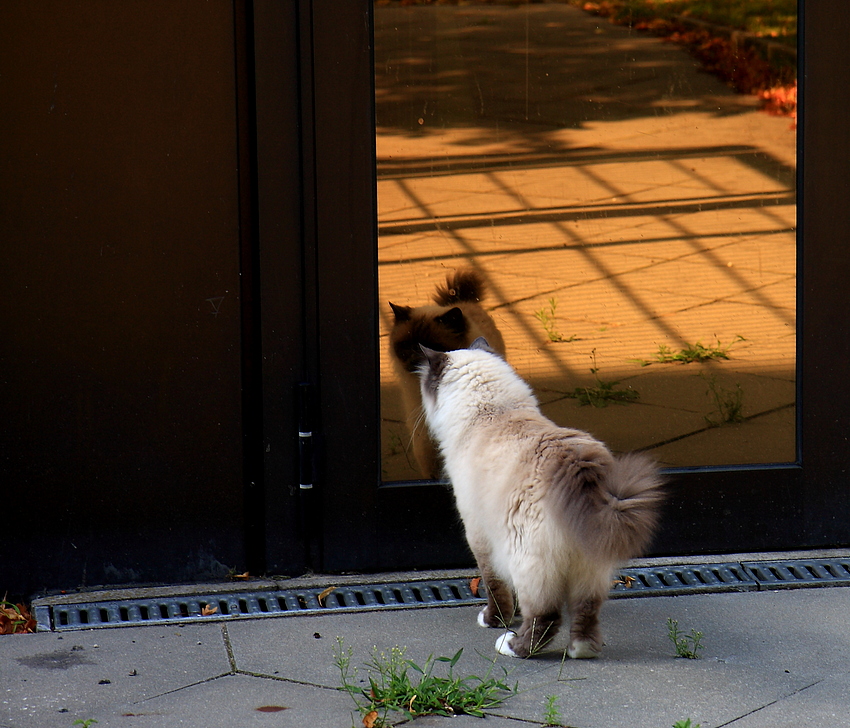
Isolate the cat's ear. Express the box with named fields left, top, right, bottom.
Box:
left=435, top=306, right=466, bottom=334
left=469, top=336, right=494, bottom=353
left=389, top=302, right=412, bottom=322
left=419, top=344, right=447, bottom=369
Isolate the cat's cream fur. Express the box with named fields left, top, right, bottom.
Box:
left=419, top=339, right=665, bottom=659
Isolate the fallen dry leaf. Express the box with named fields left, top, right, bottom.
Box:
left=229, top=571, right=251, bottom=580
left=0, top=602, right=37, bottom=635
left=317, top=586, right=336, bottom=606
left=201, top=604, right=218, bottom=616
left=363, top=709, right=379, bottom=728
left=469, top=577, right=481, bottom=597
left=612, top=575, right=636, bottom=588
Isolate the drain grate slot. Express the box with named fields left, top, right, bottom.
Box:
left=38, top=558, right=850, bottom=632
left=742, top=559, right=850, bottom=589
left=610, top=563, right=756, bottom=598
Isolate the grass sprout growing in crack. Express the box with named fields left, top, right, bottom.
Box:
left=701, top=373, right=744, bottom=426
left=543, top=694, right=564, bottom=726
left=534, top=298, right=576, bottom=343
left=333, top=637, right=516, bottom=726
left=567, top=350, right=639, bottom=408
left=633, top=335, right=745, bottom=366
left=673, top=720, right=701, bottom=728
left=667, top=618, right=705, bottom=659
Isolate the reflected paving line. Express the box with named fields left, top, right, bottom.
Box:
left=377, top=190, right=795, bottom=236
left=574, top=161, right=796, bottom=331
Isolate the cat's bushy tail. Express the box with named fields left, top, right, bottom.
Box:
left=592, top=452, right=665, bottom=561
left=433, top=268, right=487, bottom=305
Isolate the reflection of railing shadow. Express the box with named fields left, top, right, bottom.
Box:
left=378, top=145, right=796, bottom=186
left=379, top=147, right=795, bottom=240
left=379, top=189, right=795, bottom=237
left=378, top=143, right=796, bottom=385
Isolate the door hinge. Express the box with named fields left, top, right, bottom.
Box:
left=298, top=382, right=314, bottom=490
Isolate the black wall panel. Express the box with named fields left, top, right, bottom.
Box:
left=1, top=2, right=248, bottom=593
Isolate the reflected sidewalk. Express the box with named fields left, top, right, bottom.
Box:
left=375, top=3, right=796, bottom=476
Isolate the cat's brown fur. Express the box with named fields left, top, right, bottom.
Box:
left=389, top=269, right=506, bottom=479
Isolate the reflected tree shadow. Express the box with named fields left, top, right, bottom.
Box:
left=374, top=3, right=761, bottom=151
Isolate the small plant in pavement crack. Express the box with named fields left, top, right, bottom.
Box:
left=534, top=298, right=577, bottom=343
left=567, top=350, right=639, bottom=407
left=701, top=373, right=744, bottom=426
left=667, top=618, right=705, bottom=659
left=673, top=719, right=701, bottom=728
left=543, top=693, right=564, bottom=726
left=333, top=637, right=516, bottom=726
left=632, top=336, right=745, bottom=366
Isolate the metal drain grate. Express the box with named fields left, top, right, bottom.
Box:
left=611, top=562, right=755, bottom=597
left=37, top=578, right=482, bottom=632
left=34, top=558, right=850, bottom=632
left=742, top=558, right=850, bottom=589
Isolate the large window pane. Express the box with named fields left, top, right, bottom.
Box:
left=375, top=3, right=796, bottom=481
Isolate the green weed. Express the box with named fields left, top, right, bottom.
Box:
left=568, top=351, right=639, bottom=407
left=667, top=618, right=705, bottom=659
left=543, top=694, right=564, bottom=726
left=533, top=298, right=576, bottom=343
left=634, top=336, right=745, bottom=366
left=333, top=638, right=516, bottom=726
left=673, top=720, right=701, bottom=728
left=701, top=373, right=744, bottom=426
left=72, top=721, right=98, bottom=728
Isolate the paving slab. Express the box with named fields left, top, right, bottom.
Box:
left=5, top=582, right=850, bottom=728
left=122, top=673, right=354, bottom=728
left=2, top=623, right=231, bottom=728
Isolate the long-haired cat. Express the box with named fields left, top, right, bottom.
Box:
left=418, top=338, right=664, bottom=659
left=389, top=269, right=506, bottom=479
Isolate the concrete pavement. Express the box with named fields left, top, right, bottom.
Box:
left=4, top=552, right=850, bottom=728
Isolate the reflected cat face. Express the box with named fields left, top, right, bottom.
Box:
left=389, top=303, right=470, bottom=373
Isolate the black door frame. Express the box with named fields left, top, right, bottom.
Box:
left=278, top=0, right=850, bottom=574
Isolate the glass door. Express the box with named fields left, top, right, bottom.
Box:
left=307, top=0, right=849, bottom=573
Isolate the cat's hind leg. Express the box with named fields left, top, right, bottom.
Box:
left=566, top=593, right=604, bottom=659
left=493, top=552, right=565, bottom=658
left=477, top=563, right=516, bottom=629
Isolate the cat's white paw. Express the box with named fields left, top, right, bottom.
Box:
left=567, top=640, right=599, bottom=659
left=495, top=632, right=520, bottom=658
left=477, top=609, right=489, bottom=628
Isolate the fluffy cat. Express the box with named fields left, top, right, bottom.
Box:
left=418, top=338, right=664, bottom=659
left=389, top=269, right=506, bottom=479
